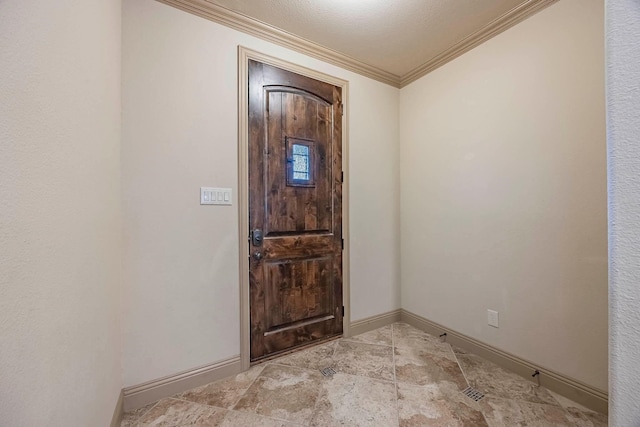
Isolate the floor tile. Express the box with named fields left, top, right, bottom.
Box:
left=275, top=340, right=337, bottom=371
left=136, top=398, right=227, bottom=426
left=175, top=364, right=264, bottom=409
left=455, top=353, right=559, bottom=406
left=547, top=390, right=607, bottom=425
left=344, top=325, right=393, bottom=346
left=395, top=346, right=468, bottom=389
left=397, top=381, right=488, bottom=426
left=564, top=407, right=608, bottom=427
left=451, top=345, right=470, bottom=355
left=121, top=401, right=158, bottom=426
left=219, top=410, right=304, bottom=426
left=548, top=390, right=601, bottom=415
left=480, top=397, right=575, bottom=427
left=310, top=372, right=398, bottom=427
left=233, top=363, right=324, bottom=424
left=331, top=340, right=395, bottom=381
left=122, top=323, right=607, bottom=427
left=393, top=323, right=453, bottom=357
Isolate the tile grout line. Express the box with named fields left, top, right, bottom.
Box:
left=448, top=346, right=575, bottom=426
left=228, top=407, right=308, bottom=426
left=165, top=396, right=228, bottom=411
left=452, top=351, right=571, bottom=408
left=232, top=362, right=317, bottom=426
left=546, top=389, right=602, bottom=415
left=166, top=364, right=301, bottom=426
left=341, top=331, right=394, bottom=348
left=330, top=338, right=339, bottom=359
left=451, top=352, right=493, bottom=427
left=437, top=337, right=495, bottom=426
left=306, top=376, right=328, bottom=426
left=392, top=323, right=401, bottom=427
left=228, top=363, right=266, bottom=410
left=397, top=323, right=494, bottom=426
left=168, top=364, right=266, bottom=411
left=126, top=400, right=161, bottom=424
left=305, top=338, right=340, bottom=427
left=450, top=346, right=472, bottom=390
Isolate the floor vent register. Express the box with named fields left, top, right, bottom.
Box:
left=462, top=386, right=485, bottom=402
left=320, top=367, right=337, bottom=377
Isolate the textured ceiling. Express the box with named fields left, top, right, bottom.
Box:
left=209, top=0, right=528, bottom=77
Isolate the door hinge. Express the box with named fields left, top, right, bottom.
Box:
left=341, top=171, right=344, bottom=183
left=342, top=306, right=345, bottom=317
left=341, top=238, right=344, bottom=250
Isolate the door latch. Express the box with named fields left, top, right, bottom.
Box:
left=251, top=229, right=263, bottom=247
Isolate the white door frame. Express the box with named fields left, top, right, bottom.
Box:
left=237, top=46, right=351, bottom=370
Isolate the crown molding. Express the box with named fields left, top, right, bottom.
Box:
left=155, top=0, right=402, bottom=87
left=156, top=0, right=558, bottom=89
left=400, top=0, right=560, bottom=87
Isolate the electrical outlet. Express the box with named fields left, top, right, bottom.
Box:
left=488, top=309, right=499, bottom=328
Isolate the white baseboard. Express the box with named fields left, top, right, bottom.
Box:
left=399, top=309, right=608, bottom=415
left=110, top=390, right=123, bottom=427
left=349, top=309, right=402, bottom=337
left=122, top=356, right=242, bottom=412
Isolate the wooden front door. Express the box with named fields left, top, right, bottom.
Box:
left=248, top=59, right=343, bottom=362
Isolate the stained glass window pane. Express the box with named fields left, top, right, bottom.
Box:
left=292, top=144, right=310, bottom=181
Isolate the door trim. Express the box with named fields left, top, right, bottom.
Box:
left=238, top=46, right=350, bottom=370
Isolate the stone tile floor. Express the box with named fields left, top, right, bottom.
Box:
left=122, top=323, right=607, bottom=426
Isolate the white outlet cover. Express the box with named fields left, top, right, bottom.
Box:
left=488, top=309, right=499, bottom=328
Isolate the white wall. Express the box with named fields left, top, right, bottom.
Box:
left=400, top=0, right=607, bottom=391
left=0, top=1, right=123, bottom=426
left=607, top=0, right=640, bottom=423
left=122, top=0, right=400, bottom=387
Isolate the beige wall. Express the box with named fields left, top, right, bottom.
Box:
left=0, top=1, right=123, bottom=426
left=399, top=0, right=607, bottom=391
left=122, top=0, right=400, bottom=387
left=0, top=0, right=608, bottom=413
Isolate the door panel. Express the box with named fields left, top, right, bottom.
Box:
left=264, top=257, right=333, bottom=329
left=248, top=59, right=343, bottom=361
left=264, top=90, right=332, bottom=236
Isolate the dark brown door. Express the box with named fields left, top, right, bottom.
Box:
left=248, top=59, right=343, bottom=362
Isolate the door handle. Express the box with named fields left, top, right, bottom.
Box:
left=253, top=251, right=263, bottom=261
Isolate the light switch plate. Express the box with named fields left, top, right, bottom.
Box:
left=201, top=187, right=232, bottom=205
